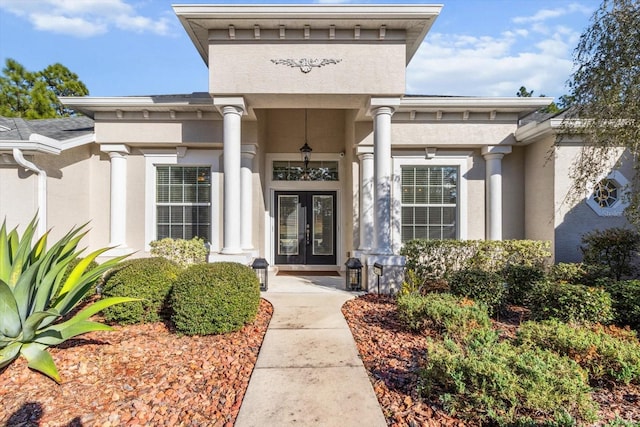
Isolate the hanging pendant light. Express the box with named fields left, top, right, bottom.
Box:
left=299, top=109, right=313, bottom=180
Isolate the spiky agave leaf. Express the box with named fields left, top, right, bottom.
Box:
left=0, top=280, right=21, bottom=339
left=0, top=215, right=137, bottom=383
left=0, top=342, right=21, bottom=369
left=20, top=342, right=60, bottom=383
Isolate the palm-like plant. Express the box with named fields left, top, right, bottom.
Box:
left=0, top=217, right=137, bottom=383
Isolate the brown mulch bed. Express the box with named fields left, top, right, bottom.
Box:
left=0, top=299, right=273, bottom=427
left=343, top=294, right=640, bottom=427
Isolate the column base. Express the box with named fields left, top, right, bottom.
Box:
left=364, top=254, right=406, bottom=294
left=208, top=252, right=254, bottom=265
left=104, top=245, right=134, bottom=257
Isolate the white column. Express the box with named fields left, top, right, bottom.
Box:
left=358, top=151, right=374, bottom=251
left=241, top=144, right=256, bottom=250
left=372, top=106, right=395, bottom=254
left=101, top=144, right=130, bottom=248
left=481, top=146, right=512, bottom=241
left=220, top=105, right=244, bottom=254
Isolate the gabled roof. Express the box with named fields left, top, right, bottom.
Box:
left=0, top=116, right=95, bottom=155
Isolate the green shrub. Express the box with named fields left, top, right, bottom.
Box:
left=401, top=239, right=551, bottom=283
left=448, top=269, right=506, bottom=316
left=517, top=320, right=640, bottom=384
left=171, top=262, right=260, bottom=335
left=149, top=237, right=208, bottom=268
left=421, top=338, right=597, bottom=426
left=581, top=227, right=640, bottom=281
left=606, top=280, right=640, bottom=330
left=396, top=292, right=491, bottom=340
left=529, top=281, right=614, bottom=324
left=101, top=257, right=181, bottom=325
left=502, top=264, right=545, bottom=305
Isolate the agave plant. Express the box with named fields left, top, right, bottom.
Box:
left=0, top=217, right=137, bottom=383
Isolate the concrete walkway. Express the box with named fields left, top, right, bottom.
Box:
left=235, top=274, right=387, bottom=427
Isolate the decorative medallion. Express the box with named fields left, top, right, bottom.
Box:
left=271, top=58, right=342, bottom=73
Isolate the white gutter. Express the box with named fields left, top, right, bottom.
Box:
left=12, top=148, right=47, bottom=238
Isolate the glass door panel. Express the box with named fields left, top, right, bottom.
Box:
left=278, top=195, right=299, bottom=255
left=312, top=195, right=333, bottom=256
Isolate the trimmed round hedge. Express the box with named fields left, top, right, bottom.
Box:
left=170, top=262, right=260, bottom=335
left=101, top=257, right=182, bottom=325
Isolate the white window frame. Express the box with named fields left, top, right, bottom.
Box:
left=143, top=149, right=221, bottom=252
left=392, top=152, right=470, bottom=252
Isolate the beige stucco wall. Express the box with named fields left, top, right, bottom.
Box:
left=209, top=43, right=406, bottom=96
left=524, top=136, right=556, bottom=258
left=502, top=146, right=525, bottom=239
left=553, top=144, right=632, bottom=262
left=95, top=119, right=224, bottom=145
left=391, top=122, right=518, bottom=147
left=466, top=150, right=486, bottom=240
left=264, top=109, right=346, bottom=153
left=0, top=165, right=37, bottom=232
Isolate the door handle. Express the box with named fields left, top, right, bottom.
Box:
left=305, top=223, right=310, bottom=245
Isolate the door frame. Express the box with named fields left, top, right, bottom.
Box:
left=265, top=152, right=344, bottom=267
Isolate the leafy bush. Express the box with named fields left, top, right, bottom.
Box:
left=171, top=262, right=260, bottom=335
left=606, top=280, right=640, bottom=330
left=517, top=320, right=640, bottom=384
left=101, top=257, right=182, bottom=325
left=401, top=239, right=551, bottom=283
left=396, top=292, right=490, bottom=340
left=528, top=281, right=614, bottom=324
left=149, top=237, right=208, bottom=268
left=448, top=269, right=506, bottom=316
left=421, top=338, right=597, bottom=426
left=581, top=227, right=640, bottom=280
left=502, top=264, right=545, bottom=305
left=0, top=218, right=135, bottom=383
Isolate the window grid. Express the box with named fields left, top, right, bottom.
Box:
left=156, top=166, right=211, bottom=241
left=401, top=166, right=457, bottom=242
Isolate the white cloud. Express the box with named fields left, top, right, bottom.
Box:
left=405, top=3, right=594, bottom=98
left=406, top=31, right=574, bottom=98
left=0, top=0, right=172, bottom=37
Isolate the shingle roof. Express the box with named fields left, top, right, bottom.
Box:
left=0, top=116, right=94, bottom=141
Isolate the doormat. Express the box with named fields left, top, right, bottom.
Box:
left=277, top=271, right=341, bottom=277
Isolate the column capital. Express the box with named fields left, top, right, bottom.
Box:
left=356, top=145, right=374, bottom=155
left=368, top=97, right=401, bottom=116
left=241, top=144, right=257, bottom=157
left=358, top=152, right=374, bottom=161
left=213, top=96, right=246, bottom=115
left=100, top=144, right=130, bottom=155
left=481, top=145, right=512, bottom=158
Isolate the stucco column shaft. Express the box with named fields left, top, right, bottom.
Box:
left=373, top=107, right=394, bottom=254
left=221, top=105, right=243, bottom=254
left=358, top=152, right=374, bottom=251
left=482, top=145, right=511, bottom=241
left=241, top=145, right=256, bottom=250
left=107, top=150, right=128, bottom=247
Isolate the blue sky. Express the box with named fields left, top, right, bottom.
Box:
left=0, top=0, right=600, bottom=99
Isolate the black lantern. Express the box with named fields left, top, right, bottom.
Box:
left=252, top=258, right=269, bottom=291
left=345, top=257, right=363, bottom=291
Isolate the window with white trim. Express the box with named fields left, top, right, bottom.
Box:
left=401, top=165, right=458, bottom=241
left=156, top=166, right=211, bottom=241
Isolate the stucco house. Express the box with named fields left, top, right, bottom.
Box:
left=0, top=4, right=632, bottom=291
